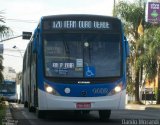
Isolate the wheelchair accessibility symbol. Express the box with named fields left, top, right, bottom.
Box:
left=85, top=66, right=95, bottom=77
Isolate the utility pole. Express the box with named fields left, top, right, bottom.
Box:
left=114, top=0, right=116, bottom=16
left=13, top=46, right=23, bottom=58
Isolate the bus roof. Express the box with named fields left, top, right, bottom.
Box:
left=41, top=14, right=120, bottom=22
left=3, top=80, right=16, bottom=83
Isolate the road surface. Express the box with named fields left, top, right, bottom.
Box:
left=8, top=103, right=160, bottom=125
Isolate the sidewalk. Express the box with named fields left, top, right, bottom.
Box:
left=2, top=101, right=18, bottom=125
left=126, top=103, right=160, bottom=110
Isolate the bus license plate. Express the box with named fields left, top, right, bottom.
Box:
left=76, top=102, right=91, bottom=109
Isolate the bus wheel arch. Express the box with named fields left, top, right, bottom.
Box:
left=24, top=101, right=28, bottom=108
left=36, top=109, right=45, bottom=119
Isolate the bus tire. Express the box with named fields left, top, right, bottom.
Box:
left=28, top=105, right=32, bottom=112
left=36, top=110, right=45, bottom=119
left=99, top=110, right=111, bottom=121
left=74, top=110, right=81, bottom=116
left=24, top=101, right=28, bottom=108
left=28, top=104, right=34, bottom=112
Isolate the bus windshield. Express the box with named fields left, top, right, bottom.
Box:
left=44, top=33, right=121, bottom=78
left=0, top=82, right=16, bottom=94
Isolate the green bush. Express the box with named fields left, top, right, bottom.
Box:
left=154, top=88, right=158, bottom=100
left=0, top=104, right=6, bottom=125
left=0, top=96, right=6, bottom=102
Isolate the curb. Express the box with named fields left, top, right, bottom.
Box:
left=145, top=107, right=160, bottom=110
left=126, top=104, right=160, bottom=110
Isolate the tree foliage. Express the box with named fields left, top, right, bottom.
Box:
left=115, top=1, right=144, bottom=40
left=138, top=26, right=160, bottom=104
left=138, top=27, right=160, bottom=81
left=0, top=11, right=11, bottom=83
left=115, top=0, right=160, bottom=104
left=0, top=11, right=10, bottom=40
left=115, top=1, right=144, bottom=103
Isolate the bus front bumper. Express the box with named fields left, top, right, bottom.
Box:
left=38, top=89, right=126, bottom=110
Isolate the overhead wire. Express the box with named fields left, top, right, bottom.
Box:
left=5, top=18, right=38, bottom=23
left=3, top=54, right=22, bottom=58
left=3, top=48, right=25, bottom=53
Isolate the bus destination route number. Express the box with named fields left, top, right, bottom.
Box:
left=52, top=21, right=111, bottom=30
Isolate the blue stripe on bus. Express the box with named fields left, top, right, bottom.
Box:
left=40, top=78, right=124, bottom=97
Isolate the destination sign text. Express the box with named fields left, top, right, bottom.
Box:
left=52, top=21, right=111, bottom=29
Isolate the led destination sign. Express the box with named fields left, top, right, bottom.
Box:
left=49, top=20, right=111, bottom=30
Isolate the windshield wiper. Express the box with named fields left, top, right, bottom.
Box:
left=63, top=41, right=70, bottom=59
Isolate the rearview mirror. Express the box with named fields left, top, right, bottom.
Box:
left=32, top=29, right=39, bottom=53
left=32, top=38, right=37, bottom=53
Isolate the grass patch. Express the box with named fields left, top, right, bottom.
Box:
left=0, top=103, right=6, bottom=125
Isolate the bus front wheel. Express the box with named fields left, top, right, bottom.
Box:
left=24, top=101, right=28, bottom=108
left=36, top=110, right=45, bottom=119
left=99, top=110, right=111, bottom=121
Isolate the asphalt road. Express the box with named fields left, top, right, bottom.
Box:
left=9, top=103, right=160, bottom=125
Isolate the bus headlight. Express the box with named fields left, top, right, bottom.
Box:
left=108, top=83, right=123, bottom=96
left=114, top=85, right=122, bottom=93
left=46, top=86, right=53, bottom=93
left=44, top=83, right=58, bottom=95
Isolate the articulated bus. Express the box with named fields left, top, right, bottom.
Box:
left=22, top=15, right=129, bottom=120
left=0, top=80, right=17, bottom=102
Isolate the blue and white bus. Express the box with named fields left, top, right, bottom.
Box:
left=0, top=80, right=17, bottom=102
left=22, top=15, right=129, bottom=120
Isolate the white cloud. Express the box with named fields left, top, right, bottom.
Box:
left=4, top=0, right=114, bottom=20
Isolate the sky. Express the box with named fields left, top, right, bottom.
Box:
left=0, top=0, right=114, bottom=73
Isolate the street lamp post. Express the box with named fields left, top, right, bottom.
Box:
left=12, top=45, right=23, bottom=58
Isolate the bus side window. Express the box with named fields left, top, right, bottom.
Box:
left=124, top=36, right=129, bottom=57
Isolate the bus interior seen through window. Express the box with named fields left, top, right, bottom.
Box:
left=43, top=33, right=122, bottom=79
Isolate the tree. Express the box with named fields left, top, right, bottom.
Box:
left=0, top=55, right=3, bottom=83
left=115, top=1, right=144, bottom=103
left=0, top=11, right=11, bottom=83
left=138, top=27, right=160, bottom=104
left=0, top=11, right=10, bottom=40
left=155, top=27, right=160, bottom=104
